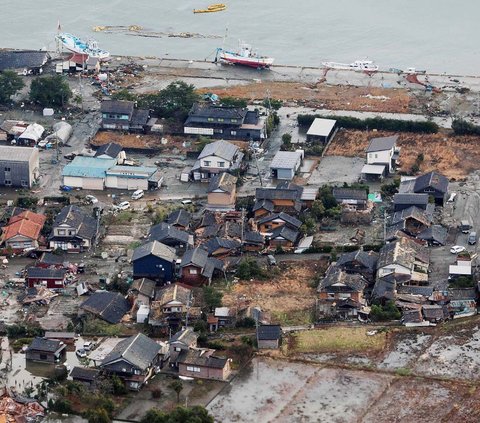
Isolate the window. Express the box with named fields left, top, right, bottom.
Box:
left=21, top=180, right=28, bottom=187
left=374, top=154, right=378, bottom=159
left=207, top=117, right=214, bottom=122
left=4, top=180, right=11, bottom=186
left=203, top=161, right=211, bottom=167
left=231, top=130, right=237, bottom=136
left=231, top=119, right=238, bottom=123
left=58, top=229, right=66, bottom=235
left=186, top=366, right=201, bottom=372
left=218, top=118, right=224, bottom=122
left=68, top=230, right=76, bottom=236
left=218, top=162, right=225, bottom=168
left=189, top=268, right=198, bottom=275
left=39, top=354, right=47, bottom=360
left=4, top=167, right=10, bottom=172
left=55, top=280, right=63, bottom=286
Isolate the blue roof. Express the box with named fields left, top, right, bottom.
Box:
left=62, top=157, right=116, bottom=178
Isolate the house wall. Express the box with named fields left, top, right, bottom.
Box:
left=367, top=148, right=393, bottom=172
left=180, top=266, right=208, bottom=286
left=207, top=191, right=235, bottom=208
left=318, top=291, right=361, bottom=302
left=26, top=350, right=60, bottom=363
left=178, top=361, right=231, bottom=381
left=105, top=175, right=149, bottom=191
left=0, top=159, right=34, bottom=188
left=258, top=339, right=279, bottom=349
left=199, top=155, right=232, bottom=171
left=377, top=264, right=410, bottom=278
left=259, top=220, right=288, bottom=233
left=5, top=234, right=38, bottom=252
left=133, top=255, right=175, bottom=282
left=273, top=167, right=295, bottom=181
left=27, top=277, right=65, bottom=289
left=269, top=239, right=294, bottom=248
left=49, top=239, right=88, bottom=252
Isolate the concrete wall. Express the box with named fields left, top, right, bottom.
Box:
left=0, top=159, right=33, bottom=188
left=274, top=168, right=295, bottom=181
left=207, top=191, right=235, bottom=208
left=178, top=361, right=231, bottom=381
left=105, top=175, right=149, bottom=190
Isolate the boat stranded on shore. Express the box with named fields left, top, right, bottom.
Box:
left=56, top=33, right=110, bottom=59
left=215, top=42, right=274, bottom=69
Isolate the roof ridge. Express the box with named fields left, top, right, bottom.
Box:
left=122, top=333, right=141, bottom=359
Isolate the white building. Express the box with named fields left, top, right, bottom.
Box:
left=270, top=150, right=304, bottom=181
left=306, top=118, right=337, bottom=144
left=105, top=165, right=159, bottom=190
left=192, top=140, right=244, bottom=180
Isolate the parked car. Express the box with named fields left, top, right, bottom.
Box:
left=460, top=220, right=471, bottom=234
left=64, top=153, right=76, bottom=161
left=83, top=341, right=96, bottom=351
left=60, top=185, right=73, bottom=192
left=85, top=195, right=98, bottom=204
left=450, top=245, right=466, bottom=254
left=131, top=189, right=144, bottom=200
left=76, top=348, right=87, bottom=358
left=267, top=255, right=277, bottom=266
left=114, top=201, right=130, bottom=211
left=468, top=232, right=477, bottom=245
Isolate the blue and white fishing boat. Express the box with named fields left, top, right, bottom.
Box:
left=56, top=33, right=110, bottom=60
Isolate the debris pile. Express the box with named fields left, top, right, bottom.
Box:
left=0, top=388, right=44, bottom=422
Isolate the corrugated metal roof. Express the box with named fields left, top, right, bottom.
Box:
left=62, top=157, right=115, bottom=178
left=0, top=146, right=37, bottom=162
left=306, top=118, right=336, bottom=136
left=366, top=135, right=398, bottom=153
left=270, top=151, right=302, bottom=170
left=361, top=164, right=386, bottom=175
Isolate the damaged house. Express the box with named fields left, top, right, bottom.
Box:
left=376, top=237, right=430, bottom=286
left=132, top=241, right=178, bottom=283
left=253, top=186, right=302, bottom=219
left=399, top=171, right=449, bottom=206
left=317, top=265, right=368, bottom=319
left=179, top=247, right=224, bottom=286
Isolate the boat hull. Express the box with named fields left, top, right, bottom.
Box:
left=220, top=52, right=274, bottom=68
left=56, top=33, right=110, bottom=60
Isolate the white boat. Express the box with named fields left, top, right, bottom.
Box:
left=322, top=60, right=379, bottom=72
left=179, top=375, right=195, bottom=381
left=216, top=42, right=274, bottom=69
left=56, top=33, right=110, bottom=59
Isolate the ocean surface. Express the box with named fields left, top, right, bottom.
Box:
left=2, top=0, right=479, bottom=75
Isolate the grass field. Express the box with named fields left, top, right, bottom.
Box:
left=287, top=327, right=386, bottom=355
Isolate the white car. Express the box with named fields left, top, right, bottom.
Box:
left=131, top=189, right=144, bottom=200
left=450, top=245, right=466, bottom=254
left=83, top=341, right=96, bottom=351
left=114, top=201, right=130, bottom=211
left=85, top=195, right=98, bottom=204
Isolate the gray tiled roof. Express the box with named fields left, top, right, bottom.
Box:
left=167, top=209, right=192, bottom=227
left=208, top=172, right=237, bottom=193
left=170, top=328, right=198, bottom=346
left=198, top=140, right=239, bottom=161
left=101, top=333, right=161, bottom=371
left=332, top=188, right=367, bottom=201
left=52, top=205, right=97, bottom=241
left=26, top=267, right=66, bottom=279
left=366, top=135, right=398, bottom=153
left=28, top=337, right=64, bottom=353
left=0, top=50, right=49, bottom=71
left=417, top=225, right=448, bottom=245
left=204, top=237, right=242, bottom=254
left=100, top=100, right=134, bottom=115
left=257, top=212, right=302, bottom=229
left=148, top=223, right=190, bottom=245
left=132, top=240, right=177, bottom=262
left=269, top=225, right=299, bottom=243
left=130, top=278, right=156, bottom=298
left=256, top=188, right=299, bottom=201
left=336, top=250, right=378, bottom=272
left=414, top=171, right=449, bottom=194
left=257, top=325, right=281, bottom=341
left=393, top=193, right=429, bottom=205
left=180, top=247, right=209, bottom=268
left=95, top=142, right=123, bottom=158
left=81, top=291, right=130, bottom=324
left=179, top=349, right=228, bottom=369
left=317, top=265, right=367, bottom=293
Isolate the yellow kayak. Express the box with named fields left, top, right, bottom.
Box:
left=193, top=3, right=226, bottom=13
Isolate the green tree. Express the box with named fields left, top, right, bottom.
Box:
left=220, top=96, right=247, bottom=107
left=311, top=200, right=326, bottom=220
left=29, top=75, right=72, bottom=108
left=111, top=89, right=137, bottom=102
left=140, top=81, right=199, bottom=120
left=169, top=380, right=183, bottom=403
left=203, top=286, right=223, bottom=311
left=281, top=133, right=292, bottom=151
left=86, top=408, right=111, bottom=423
left=141, top=406, right=214, bottom=423
left=236, top=258, right=267, bottom=280
left=370, top=300, right=401, bottom=321
left=0, top=70, right=25, bottom=104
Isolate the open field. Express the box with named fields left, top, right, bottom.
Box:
left=208, top=357, right=480, bottom=423
left=199, top=82, right=412, bottom=114
left=325, top=129, right=480, bottom=179
left=286, top=327, right=386, bottom=355
left=222, top=259, right=328, bottom=325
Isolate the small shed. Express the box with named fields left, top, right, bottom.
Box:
left=44, top=121, right=73, bottom=145
left=270, top=150, right=303, bottom=181
left=257, top=324, right=282, bottom=349
left=137, top=304, right=150, bottom=324
left=70, top=367, right=100, bottom=386
left=306, top=118, right=337, bottom=144
left=360, top=164, right=387, bottom=181
left=16, top=123, right=45, bottom=146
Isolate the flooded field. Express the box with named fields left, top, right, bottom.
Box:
left=208, top=356, right=480, bottom=423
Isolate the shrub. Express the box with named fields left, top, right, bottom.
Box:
left=235, top=317, right=256, bottom=328
left=370, top=301, right=401, bottom=321
left=452, top=118, right=480, bottom=135
left=48, top=398, right=73, bottom=414
left=236, top=258, right=267, bottom=280
left=297, top=114, right=439, bottom=133
left=363, top=244, right=383, bottom=252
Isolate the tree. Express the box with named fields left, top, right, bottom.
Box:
left=169, top=380, right=183, bottom=403
left=29, top=75, right=72, bottom=108
left=281, top=133, right=292, bottom=151
left=141, top=406, right=214, bottom=423
left=311, top=200, right=326, bottom=220
left=220, top=96, right=247, bottom=107
left=203, top=286, right=223, bottom=311
left=86, top=408, right=111, bottom=423
left=111, top=89, right=137, bottom=102
left=0, top=71, right=25, bottom=104
left=140, top=81, right=199, bottom=120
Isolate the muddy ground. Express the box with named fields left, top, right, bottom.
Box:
left=222, top=259, right=328, bottom=325
left=325, top=129, right=480, bottom=180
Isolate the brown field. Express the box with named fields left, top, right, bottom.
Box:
left=92, top=130, right=188, bottom=151
left=222, top=259, right=328, bottom=325
left=325, top=129, right=480, bottom=179
left=198, top=81, right=412, bottom=113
